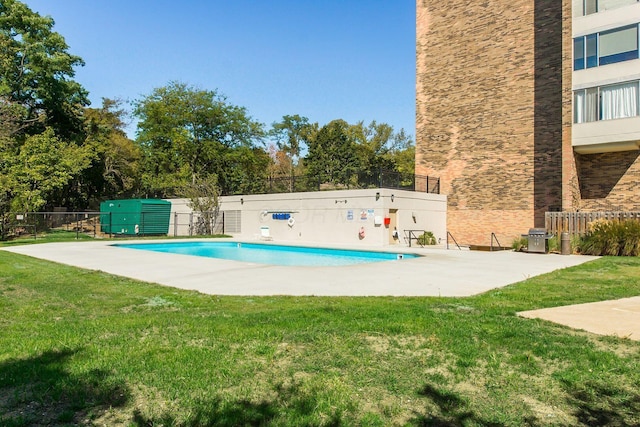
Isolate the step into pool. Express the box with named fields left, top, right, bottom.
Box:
left=114, top=241, right=420, bottom=267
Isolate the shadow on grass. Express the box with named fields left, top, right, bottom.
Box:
left=131, top=381, right=344, bottom=427
left=566, top=380, right=640, bottom=426
left=132, top=399, right=278, bottom=427
left=0, top=348, right=129, bottom=426
left=410, top=384, right=525, bottom=427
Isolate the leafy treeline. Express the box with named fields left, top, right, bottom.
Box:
left=0, top=0, right=414, bottom=218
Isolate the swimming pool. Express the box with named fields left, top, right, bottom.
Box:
left=114, top=241, right=419, bottom=267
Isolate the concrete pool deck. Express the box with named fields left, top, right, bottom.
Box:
left=3, top=239, right=597, bottom=297
left=6, top=239, right=640, bottom=340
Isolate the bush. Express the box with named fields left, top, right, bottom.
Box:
left=579, top=219, right=640, bottom=256
left=511, top=236, right=528, bottom=252
left=417, top=231, right=436, bottom=246
left=547, top=235, right=559, bottom=253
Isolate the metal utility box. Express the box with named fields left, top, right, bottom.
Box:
left=525, top=228, right=553, bottom=253
left=100, top=199, right=171, bottom=236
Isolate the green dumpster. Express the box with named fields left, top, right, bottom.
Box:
left=100, top=199, right=171, bottom=236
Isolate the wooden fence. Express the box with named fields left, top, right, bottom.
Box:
left=545, top=211, right=640, bottom=236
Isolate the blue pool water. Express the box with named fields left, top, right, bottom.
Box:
left=114, top=242, right=419, bottom=266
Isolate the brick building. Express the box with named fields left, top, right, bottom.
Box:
left=416, top=0, right=640, bottom=246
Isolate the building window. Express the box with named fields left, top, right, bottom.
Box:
left=599, top=25, right=639, bottom=65
left=587, top=34, right=599, bottom=67
left=574, top=38, right=585, bottom=70
left=574, top=24, right=639, bottom=70
left=574, top=88, right=599, bottom=123
left=601, top=81, right=639, bottom=119
left=574, top=81, right=640, bottom=123
left=580, top=0, right=639, bottom=16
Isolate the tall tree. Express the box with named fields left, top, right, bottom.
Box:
left=387, top=128, right=415, bottom=177
left=269, top=115, right=311, bottom=190
left=266, top=143, right=291, bottom=179
left=304, top=119, right=358, bottom=188
left=2, top=128, right=92, bottom=213
left=1, top=0, right=93, bottom=233
left=81, top=99, right=141, bottom=206
left=134, top=81, right=264, bottom=197
left=223, top=145, right=272, bottom=195
left=0, top=0, right=88, bottom=140
left=350, top=121, right=396, bottom=182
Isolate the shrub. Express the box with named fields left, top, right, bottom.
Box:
left=511, top=236, right=528, bottom=252
left=417, top=231, right=436, bottom=246
left=579, top=219, right=640, bottom=256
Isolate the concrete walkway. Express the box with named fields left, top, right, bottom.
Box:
left=519, top=297, right=640, bottom=341
left=3, top=239, right=596, bottom=297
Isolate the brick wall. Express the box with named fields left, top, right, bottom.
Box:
left=416, top=0, right=570, bottom=246
left=447, top=209, right=534, bottom=248
left=576, top=151, right=640, bottom=211
left=561, top=0, right=578, bottom=211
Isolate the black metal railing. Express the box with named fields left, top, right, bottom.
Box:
left=230, top=170, right=440, bottom=196
left=446, top=231, right=462, bottom=250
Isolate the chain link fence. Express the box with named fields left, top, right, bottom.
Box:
left=1, top=210, right=231, bottom=240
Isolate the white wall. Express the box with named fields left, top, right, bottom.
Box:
left=573, top=116, right=640, bottom=152
left=166, top=189, right=447, bottom=247
left=573, top=2, right=640, bottom=35
left=573, top=58, right=640, bottom=89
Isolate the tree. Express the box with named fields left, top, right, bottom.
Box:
left=269, top=115, right=312, bottom=190
left=223, top=145, right=272, bottom=195
left=0, top=0, right=93, bottom=237
left=265, top=143, right=295, bottom=192
left=350, top=121, right=396, bottom=184
left=266, top=143, right=291, bottom=178
left=304, top=119, right=358, bottom=188
left=182, top=175, right=220, bottom=235
left=2, top=128, right=92, bottom=213
left=81, top=99, right=141, bottom=206
left=134, top=82, right=264, bottom=197
left=0, top=0, right=88, bottom=140
left=387, top=128, right=415, bottom=177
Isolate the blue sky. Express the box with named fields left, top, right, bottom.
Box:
left=24, top=1, right=416, bottom=139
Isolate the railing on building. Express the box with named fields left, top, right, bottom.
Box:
left=232, top=170, right=440, bottom=195
left=490, top=232, right=507, bottom=251
left=446, top=231, right=462, bottom=250
left=545, top=211, right=640, bottom=236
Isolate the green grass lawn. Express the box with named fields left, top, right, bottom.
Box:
left=0, top=240, right=639, bottom=426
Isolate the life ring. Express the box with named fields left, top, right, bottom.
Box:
left=287, top=217, right=295, bottom=227
left=358, top=226, right=365, bottom=239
